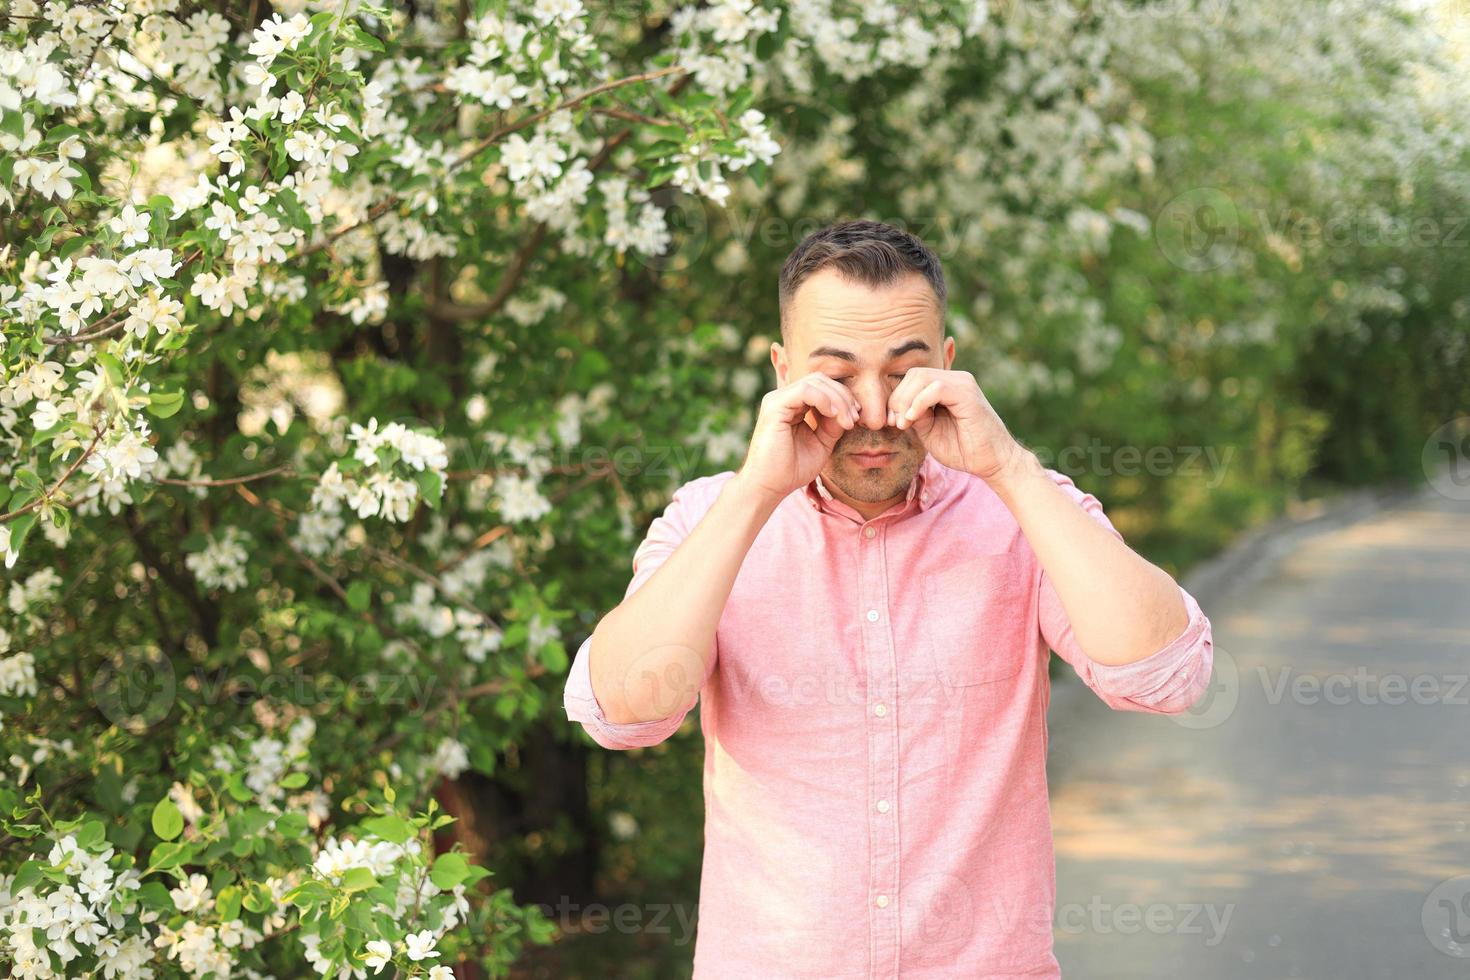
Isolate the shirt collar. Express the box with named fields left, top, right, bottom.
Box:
left=802, top=453, right=952, bottom=520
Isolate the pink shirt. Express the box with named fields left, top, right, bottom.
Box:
left=563, top=454, right=1213, bottom=978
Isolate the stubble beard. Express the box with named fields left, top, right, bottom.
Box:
left=823, top=429, right=924, bottom=503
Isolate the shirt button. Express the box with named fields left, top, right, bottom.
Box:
left=863, top=526, right=876, bottom=538
left=865, top=609, right=879, bottom=622
left=876, top=894, right=889, bottom=908
left=876, top=799, right=890, bottom=813
left=874, top=703, right=887, bottom=717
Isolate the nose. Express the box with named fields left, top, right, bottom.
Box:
left=852, top=375, right=890, bottom=432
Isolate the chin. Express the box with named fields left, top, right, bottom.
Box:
left=834, top=452, right=918, bottom=500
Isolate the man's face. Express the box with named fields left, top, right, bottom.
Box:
left=774, top=268, right=954, bottom=506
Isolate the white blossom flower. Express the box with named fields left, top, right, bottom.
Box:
left=170, top=873, right=213, bottom=913
left=494, top=474, right=552, bottom=523
left=405, top=930, right=439, bottom=962
left=109, top=204, right=151, bottom=247
left=363, top=939, right=393, bottom=971
left=184, top=526, right=250, bottom=592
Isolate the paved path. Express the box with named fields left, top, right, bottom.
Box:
left=1046, top=485, right=1470, bottom=979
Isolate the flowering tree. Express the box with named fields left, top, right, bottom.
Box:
left=0, top=0, right=988, bottom=976
left=3, top=0, right=1468, bottom=976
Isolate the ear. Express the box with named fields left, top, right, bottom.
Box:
left=771, top=339, right=788, bottom=386
left=942, top=334, right=955, bottom=370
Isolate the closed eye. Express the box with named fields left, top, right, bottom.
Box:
left=833, top=375, right=908, bottom=385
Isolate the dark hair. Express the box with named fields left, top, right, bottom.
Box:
left=777, top=220, right=947, bottom=340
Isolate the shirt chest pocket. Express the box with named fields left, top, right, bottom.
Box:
left=921, top=552, right=1034, bottom=688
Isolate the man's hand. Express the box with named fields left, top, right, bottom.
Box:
left=736, top=371, right=861, bottom=502
left=887, top=367, right=1023, bottom=482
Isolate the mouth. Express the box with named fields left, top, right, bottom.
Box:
left=849, top=450, right=898, bottom=466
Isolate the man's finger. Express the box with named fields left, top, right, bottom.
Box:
left=777, top=375, right=855, bottom=429
left=894, top=378, right=948, bottom=430
left=887, top=371, right=943, bottom=426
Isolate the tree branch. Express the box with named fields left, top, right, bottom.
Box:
left=301, top=65, right=687, bottom=257
left=0, top=425, right=106, bottom=524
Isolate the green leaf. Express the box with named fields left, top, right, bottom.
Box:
left=277, top=187, right=310, bottom=229
left=429, top=852, right=471, bottom=890
left=360, top=813, right=413, bottom=845
left=539, top=641, right=568, bottom=673
left=346, top=580, right=372, bottom=612
left=415, top=470, right=443, bottom=509
left=280, top=771, right=310, bottom=789
left=217, top=884, right=242, bottom=920
left=347, top=24, right=385, bottom=52
left=151, top=798, right=183, bottom=841
left=286, top=879, right=329, bottom=910
left=96, top=352, right=125, bottom=387
left=148, top=841, right=188, bottom=870
left=147, top=389, right=185, bottom=419
left=641, top=139, right=683, bottom=160
left=224, top=772, right=253, bottom=803
left=6, top=513, right=37, bottom=562
left=242, top=882, right=271, bottom=913
left=74, top=819, right=106, bottom=850
left=11, top=860, right=43, bottom=894
left=45, top=124, right=84, bottom=142
left=340, top=866, right=377, bottom=893
left=729, top=88, right=755, bottom=117
left=494, top=692, right=518, bottom=720
left=0, top=111, right=24, bottom=141
left=652, top=87, right=680, bottom=115
left=136, top=881, right=174, bottom=913
left=275, top=811, right=309, bottom=838
left=58, top=235, right=89, bottom=261
left=645, top=163, right=679, bottom=188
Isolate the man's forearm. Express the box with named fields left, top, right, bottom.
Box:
left=988, top=446, right=1190, bottom=666
left=589, top=474, right=780, bottom=724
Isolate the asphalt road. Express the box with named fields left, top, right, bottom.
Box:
left=1046, top=484, right=1470, bottom=979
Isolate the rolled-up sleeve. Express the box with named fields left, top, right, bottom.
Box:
left=1038, top=469, right=1214, bottom=714
left=562, top=475, right=726, bottom=750
left=564, top=632, right=697, bottom=749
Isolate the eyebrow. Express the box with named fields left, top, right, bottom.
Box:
left=807, top=339, right=931, bottom=363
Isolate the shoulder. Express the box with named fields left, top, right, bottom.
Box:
left=938, top=459, right=1087, bottom=503
left=675, top=469, right=738, bottom=500
left=663, top=469, right=739, bottom=518
left=1040, top=465, right=1090, bottom=498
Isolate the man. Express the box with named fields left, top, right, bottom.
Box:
left=562, top=220, right=1213, bottom=978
